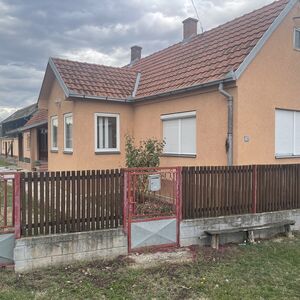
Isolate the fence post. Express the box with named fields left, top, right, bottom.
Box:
left=252, top=165, right=257, bottom=214
left=14, top=172, right=21, bottom=239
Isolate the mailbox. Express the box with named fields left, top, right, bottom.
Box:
left=148, top=174, right=161, bottom=192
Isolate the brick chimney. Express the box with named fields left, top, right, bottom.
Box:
left=182, top=17, right=198, bottom=41
left=130, top=45, right=142, bottom=64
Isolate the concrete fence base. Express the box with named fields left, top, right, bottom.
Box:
left=180, top=209, right=300, bottom=247
left=14, top=228, right=127, bottom=273
left=14, top=209, right=300, bottom=272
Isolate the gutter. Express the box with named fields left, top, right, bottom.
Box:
left=134, top=77, right=234, bottom=102
left=70, top=77, right=234, bottom=103
left=218, top=82, right=233, bottom=166
left=69, top=93, right=132, bottom=103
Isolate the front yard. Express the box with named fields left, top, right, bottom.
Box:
left=0, top=158, right=11, bottom=167
left=0, top=233, right=299, bottom=299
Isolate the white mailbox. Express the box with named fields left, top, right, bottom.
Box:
left=148, top=174, right=161, bottom=192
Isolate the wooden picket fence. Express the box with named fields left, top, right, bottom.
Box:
left=182, top=164, right=300, bottom=219
left=20, top=169, right=123, bottom=237
left=18, top=164, right=300, bottom=236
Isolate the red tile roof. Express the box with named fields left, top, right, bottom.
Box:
left=52, top=58, right=137, bottom=99
left=51, top=0, right=289, bottom=101
left=131, top=0, right=288, bottom=98
left=23, top=109, right=48, bottom=129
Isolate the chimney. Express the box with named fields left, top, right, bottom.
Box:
left=130, top=45, right=142, bottom=64
left=182, top=17, right=198, bottom=41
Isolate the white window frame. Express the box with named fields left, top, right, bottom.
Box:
left=64, top=113, right=73, bottom=152
left=50, top=116, right=58, bottom=151
left=275, top=109, right=300, bottom=158
left=294, top=28, right=300, bottom=50
left=161, top=111, right=196, bottom=155
left=94, top=113, right=120, bottom=153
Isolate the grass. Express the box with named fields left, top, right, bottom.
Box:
left=0, top=159, right=11, bottom=167
left=0, top=233, right=299, bottom=299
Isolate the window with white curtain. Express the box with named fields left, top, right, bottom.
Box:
left=294, top=28, right=300, bottom=50
left=51, top=116, right=58, bottom=151
left=161, top=111, right=196, bottom=155
left=64, top=113, right=73, bottom=152
left=95, top=113, right=120, bottom=152
left=275, top=109, right=300, bottom=156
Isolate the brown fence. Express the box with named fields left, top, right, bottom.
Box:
left=20, top=169, right=123, bottom=237
left=182, top=164, right=300, bottom=219
left=19, top=164, right=300, bottom=236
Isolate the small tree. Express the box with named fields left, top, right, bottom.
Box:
left=125, top=135, right=165, bottom=168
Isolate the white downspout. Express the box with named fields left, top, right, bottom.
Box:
left=219, top=82, right=233, bottom=166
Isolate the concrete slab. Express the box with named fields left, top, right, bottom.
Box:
left=128, top=248, right=193, bottom=268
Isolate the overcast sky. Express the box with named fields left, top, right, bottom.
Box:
left=0, top=0, right=274, bottom=121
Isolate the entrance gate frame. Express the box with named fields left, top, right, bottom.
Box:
left=123, top=167, right=181, bottom=253
left=0, top=172, right=21, bottom=267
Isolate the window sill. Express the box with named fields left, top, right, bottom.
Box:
left=95, top=151, right=120, bottom=155
left=161, top=153, right=196, bottom=158
left=63, top=150, right=73, bottom=155
left=275, top=155, right=300, bottom=159
left=50, top=149, right=58, bottom=153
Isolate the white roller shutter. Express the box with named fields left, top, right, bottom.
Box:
left=181, top=118, right=196, bottom=154
left=275, top=110, right=293, bottom=155
left=163, top=119, right=179, bottom=153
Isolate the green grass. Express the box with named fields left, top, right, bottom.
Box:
left=0, top=234, right=299, bottom=299
left=0, top=159, right=11, bottom=167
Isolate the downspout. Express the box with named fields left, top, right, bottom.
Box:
left=218, top=82, right=233, bottom=166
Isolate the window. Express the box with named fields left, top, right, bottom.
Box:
left=64, top=113, right=73, bottom=152
left=161, top=111, right=196, bottom=155
left=95, top=113, right=120, bottom=152
left=51, top=116, right=58, bottom=151
left=275, top=109, right=300, bottom=157
left=294, top=28, right=300, bottom=50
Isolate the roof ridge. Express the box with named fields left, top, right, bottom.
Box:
left=51, top=57, right=136, bottom=73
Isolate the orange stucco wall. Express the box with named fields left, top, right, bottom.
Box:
left=44, top=81, right=235, bottom=171
left=237, top=3, right=300, bottom=165
left=133, top=87, right=236, bottom=167
left=46, top=80, right=134, bottom=171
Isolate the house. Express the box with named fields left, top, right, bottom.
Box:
left=0, top=104, right=37, bottom=168
left=20, top=108, right=48, bottom=171
left=34, top=0, right=300, bottom=171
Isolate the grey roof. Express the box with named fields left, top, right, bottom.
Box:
left=1, top=103, right=37, bottom=124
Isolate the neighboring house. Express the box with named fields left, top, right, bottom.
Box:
left=0, top=104, right=37, bottom=167
left=35, top=0, right=300, bottom=171
left=20, top=108, right=48, bottom=171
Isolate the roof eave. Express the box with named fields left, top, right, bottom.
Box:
left=69, top=92, right=133, bottom=103
left=235, top=0, right=297, bottom=80
left=133, top=77, right=235, bottom=102
left=21, top=120, right=48, bottom=132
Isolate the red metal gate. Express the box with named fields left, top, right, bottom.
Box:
left=124, top=167, right=181, bottom=252
left=0, top=172, right=21, bottom=266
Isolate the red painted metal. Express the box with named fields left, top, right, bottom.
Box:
left=14, top=173, right=21, bottom=239
left=124, top=167, right=182, bottom=253
left=0, top=172, right=21, bottom=237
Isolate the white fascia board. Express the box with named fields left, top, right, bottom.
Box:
left=235, top=0, right=298, bottom=80
left=48, top=58, right=70, bottom=97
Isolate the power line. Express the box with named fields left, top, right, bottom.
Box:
left=190, top=0, right=204, bottom=33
